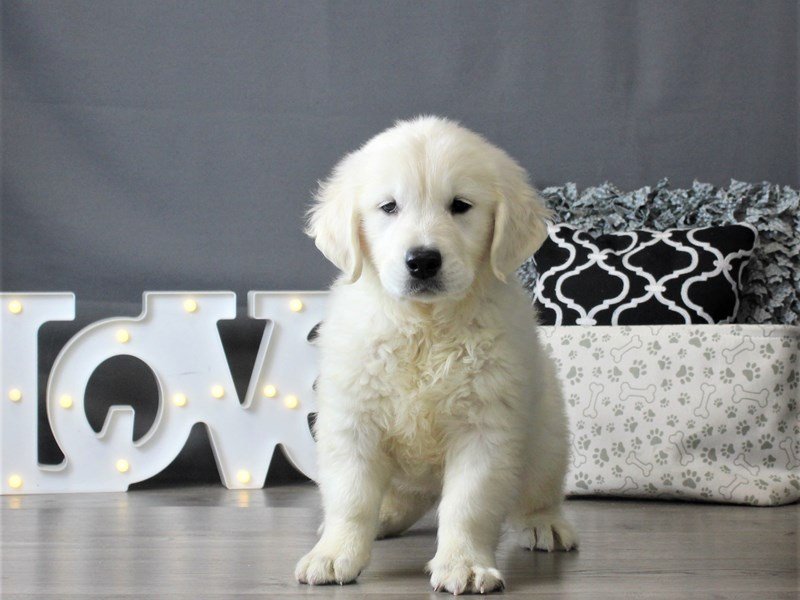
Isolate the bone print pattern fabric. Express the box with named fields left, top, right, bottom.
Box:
left=532, top=223, right=757, bottom=326
left=540, top=324, right=800, bottom=505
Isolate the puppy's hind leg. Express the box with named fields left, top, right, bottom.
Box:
left=515, top=504, right=578, bottom=553
left=376, top=484, right=437, bottom=539
left=511, top=457, right=578, bottom=553
left=511, top=367, right=579, bottom=553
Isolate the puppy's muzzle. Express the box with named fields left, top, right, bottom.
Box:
left=405, top=247, right=442, bottom=280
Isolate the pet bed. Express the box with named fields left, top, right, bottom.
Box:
left=541, top=323, right=799, bottom=505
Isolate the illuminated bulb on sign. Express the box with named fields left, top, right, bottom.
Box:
left=115, top=329, right=131, bottom=344
left=8, top=300, right=23, bottom=314
left=8, top=475, right=23, bottom=489
left=116, top=459, right=130, bottom=473
left=210, top=385, right=225, bottom=399
left=237, top=469, right=251, bottom=484
left=284, top=395, right=299, bottom=409
left=183, top=299, right=198, bottom=313
left=59, top=394, right=73, bottom=409
left=262, top=384, right=277, bottom=398
left=173, top=393, right=188, bottom=407
left=289, top=298, right=304, bottom=312
left=8, top=388, right=22, bottom=402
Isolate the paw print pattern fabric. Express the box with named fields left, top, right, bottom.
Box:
left=540, top=324, right=800, bottom=505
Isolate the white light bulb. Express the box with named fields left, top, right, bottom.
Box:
left=115, top=459, right=130, bottom=473
left=59, top=394, right=73, bottom=409
left=289, top=298, right=304, bottom=312
left=115, top=329, right=131, bottom=344
left=262, top=384, right=277, bottom=398
left=284, top=395, right=299, bottom=409
left=237, top=469, right=251, bottom=484
left=211, top=385, right=225, bottom=399
left=173, top=393, right=188, bottom=407
left=183, top=299, right=198, bottom=313
left=8, top=474, right=23, bottom=489
left=8, top=388, right=22, bottom=402
left=7, top=300, right=23, bottom=314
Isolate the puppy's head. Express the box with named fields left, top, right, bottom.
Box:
left=306, top=116, right=551, bottom=300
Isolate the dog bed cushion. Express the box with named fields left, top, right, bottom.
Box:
left=532, top=223, right=757, bottom=325
left=540, top=323, right=800, bottom=505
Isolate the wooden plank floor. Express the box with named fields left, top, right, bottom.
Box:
left=2, top=482, right=797, bottom=598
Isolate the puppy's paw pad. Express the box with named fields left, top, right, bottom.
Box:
left=521, top=513, right=579, bottom=552
left=295, top=549, right=363, bottom=585
left=427, top=559, right=505, bottom=594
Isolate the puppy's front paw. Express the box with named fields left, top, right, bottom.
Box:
left=295, top=545, right=366, bottom=585
left=427, top=555, right=505, bottom=595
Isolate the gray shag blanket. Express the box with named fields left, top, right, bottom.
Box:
left=518, top=179, right=800, bottom=325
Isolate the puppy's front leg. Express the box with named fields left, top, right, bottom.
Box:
left=295, top=415, right=389, bottom=585
left=428, top=428, right=520, bottom=595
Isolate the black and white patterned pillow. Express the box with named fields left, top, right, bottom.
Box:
left=532, top=223, right=757, bottom=325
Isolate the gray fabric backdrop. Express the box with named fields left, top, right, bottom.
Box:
left=2, top=1, right=798, bottom=485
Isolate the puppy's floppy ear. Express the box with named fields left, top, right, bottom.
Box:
left=305, top=154, right=363, bottom=283
left=490, top=159, right=552, bottom=283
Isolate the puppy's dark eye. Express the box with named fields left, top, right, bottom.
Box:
left=380, top=200, right=398, bottom=214
left=450, top=197, right=472, bottom=215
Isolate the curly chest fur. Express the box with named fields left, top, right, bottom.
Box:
left=361, top=324, right=507, bottom=474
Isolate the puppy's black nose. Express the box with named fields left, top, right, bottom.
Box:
left=405, top=247, right=442, bottom=280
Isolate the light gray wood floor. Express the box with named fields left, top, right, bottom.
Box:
left=2, top=483, right=797, bottom=598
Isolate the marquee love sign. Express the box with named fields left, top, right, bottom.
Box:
left=0, top=291, right=327, bottom=495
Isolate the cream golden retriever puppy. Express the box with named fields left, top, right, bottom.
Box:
left=295, top=116, right=577, bottom=594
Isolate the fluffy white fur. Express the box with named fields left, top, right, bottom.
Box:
left=295, top=116, right=577, bottom=594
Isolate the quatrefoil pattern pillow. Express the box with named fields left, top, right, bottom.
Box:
left=533, top=223, right=757, bottom=325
